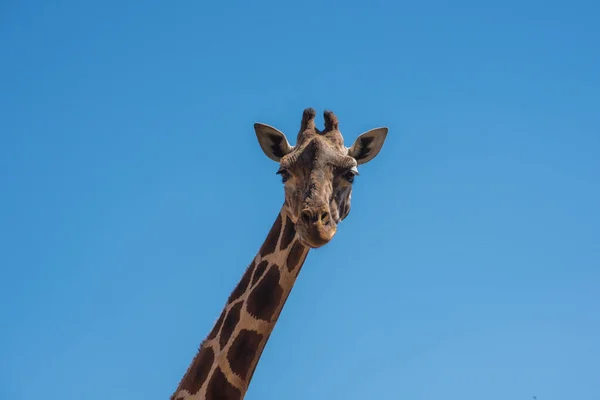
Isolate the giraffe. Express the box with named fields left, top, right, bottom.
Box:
left=171, top=108, right=388, bottom=400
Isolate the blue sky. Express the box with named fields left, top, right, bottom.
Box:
left=1, top=0, right=599, bottom=399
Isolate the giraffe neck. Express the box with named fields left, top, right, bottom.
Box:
left=171, top=207, right=310, bottom=400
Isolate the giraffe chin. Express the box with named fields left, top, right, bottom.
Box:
left=296, top=224, right=337, bottom=249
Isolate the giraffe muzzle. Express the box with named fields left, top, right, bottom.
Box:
left=296, top=206, right=337, bottom=248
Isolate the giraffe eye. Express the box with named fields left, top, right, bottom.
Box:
left=276, top=169, right=291, bottom=183
left=344, top=166, right=359, bottom=183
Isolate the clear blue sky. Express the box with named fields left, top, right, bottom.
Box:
left=1, top=0, right=599, bottom=399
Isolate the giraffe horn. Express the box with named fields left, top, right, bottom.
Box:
left=300, top=108, right=317, bottom=132
left=323, top=110, right=339, bottom=131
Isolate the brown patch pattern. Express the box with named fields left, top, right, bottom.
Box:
left=207, top=309, right=226, bottom=341
left=259, top=214, right=282, bottom=257
left=279, top=216, right=296, bottom=250
left=178, top=345, right=214, bottom=395
left=286, top=241, right=305, bottom=272
left=251, top=260, right=269, bottom=286
left=219, top=302, right=242, bottom=349
left=205, top=367, right=241, bottom=400
left=227, top=260, right=255, bottom=304
left=227, top=329, right=264, bottom=380
left=246, top=264, right=283, bottom=321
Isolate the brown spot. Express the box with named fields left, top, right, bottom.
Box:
left=220, top=302, right=242, bottom=349
left=259, top=214, right=282, bottom=257
left=294, top=259, right=306, bottom=277
left=286, top=241, right=306, bottom=273
left=227, top=260, right=255, bottom=304
left=205, top=366, right=241, bottom=400
left=179, top=345, right=214, bottom=395
left=251, top=260, right=269, bottom=286
left=279, top=216, right=296, bottom=250
left=246, top=264, right=282, bottom=321
left=207, top=309, right=226, bottom=340
left=227, top=329, right=264, bottom=380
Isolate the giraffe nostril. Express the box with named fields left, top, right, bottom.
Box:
left=301, top=211, right=311, bottom=224
left=301, top=209, right=331, bottom=225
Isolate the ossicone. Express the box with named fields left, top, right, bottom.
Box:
left=323, top=110, right=339, bottom=131
left=300, top=108, right=317, bottom=132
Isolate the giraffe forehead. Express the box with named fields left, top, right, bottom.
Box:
left=282, top=137, right=355, bottom=172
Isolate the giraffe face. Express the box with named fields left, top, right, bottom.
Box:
left=278, top=136, right=356, bottom=248
left=255, top=108, right=388, bottom=248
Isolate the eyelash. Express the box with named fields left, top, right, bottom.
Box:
left=276, top=169, right=291, bottom=183
left=344, top=171, right=355, bottom=183
left=344, top=166, right=359, bottom=183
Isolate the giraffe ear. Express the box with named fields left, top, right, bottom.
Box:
left=254, top=123, right=294, bottom=162
left=348, top=127, right=388, bottom=165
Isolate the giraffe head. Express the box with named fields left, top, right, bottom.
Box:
left=255, top=108, right=388, bottom=248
